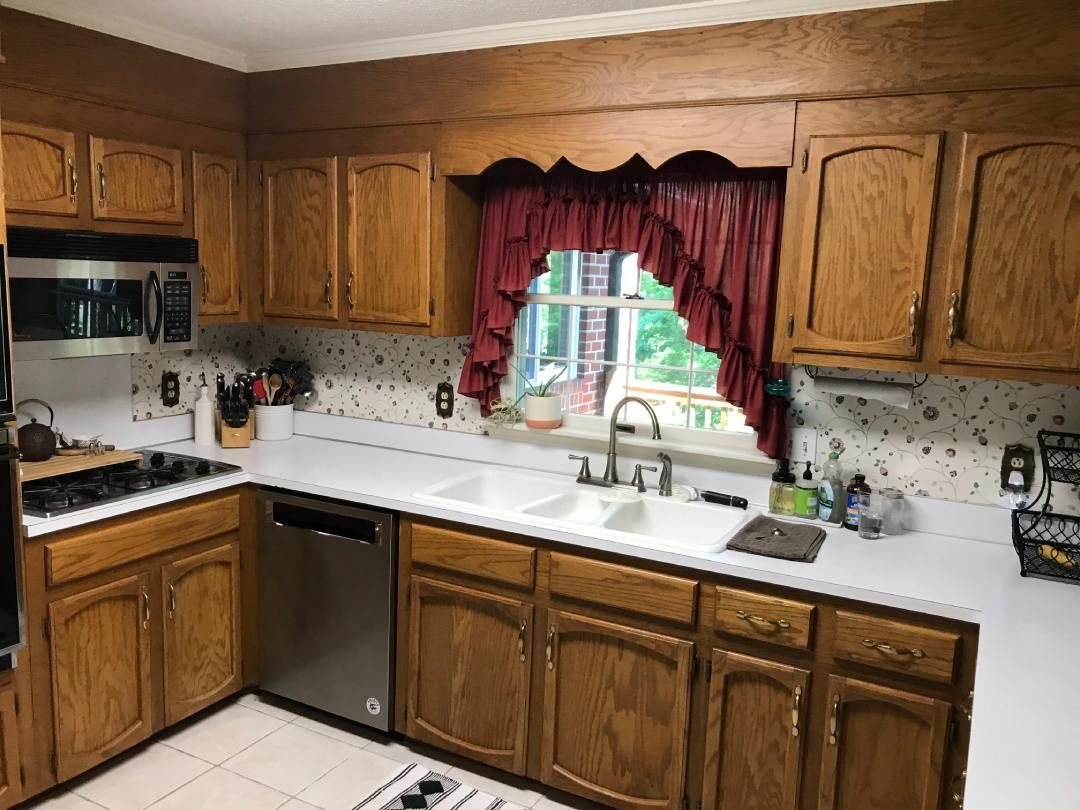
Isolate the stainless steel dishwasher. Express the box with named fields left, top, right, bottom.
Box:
left=258, top=489, right=395, bottom=731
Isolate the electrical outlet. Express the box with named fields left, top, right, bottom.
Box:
left=789, top=427, right=818, bottom=464
left=435, top=382, right=454, bottom=418
left=1001, top=444, right=1035, bottom=491
left=161, top=371, right=180, bottom=407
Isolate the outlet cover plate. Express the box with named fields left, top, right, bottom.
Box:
left=436, top=382, right=454, bottom=418
left=161, top=371, right=180, bottom=407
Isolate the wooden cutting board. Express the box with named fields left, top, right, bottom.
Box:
left=20, top=449, right=144, bottom=482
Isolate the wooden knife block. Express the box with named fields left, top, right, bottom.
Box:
left=220, top=419, right=251, bottom=448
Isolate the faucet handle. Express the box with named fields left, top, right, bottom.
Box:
left=569, top=454, right=592, bottom=480
left=631, top=463, right=658, bottom=492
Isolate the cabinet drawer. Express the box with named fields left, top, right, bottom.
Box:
left=832, top=610, right=959, bottom=684
left=410, top=522, right=536, bottom=589
left=714, top=586, right=816, bottom=649
left=45, top=492, right=240, bottom=586
left=548, top=552, right=697, bottom=625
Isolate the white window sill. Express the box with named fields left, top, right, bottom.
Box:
left=487, top=420, right=775, bottom=474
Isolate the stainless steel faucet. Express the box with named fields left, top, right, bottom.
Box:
left=603, top=396, right=662, bottom=484
left=657, top=452, right=674, bottom=496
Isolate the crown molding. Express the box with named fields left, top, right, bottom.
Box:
left=4, top=0, right=941, bottom=73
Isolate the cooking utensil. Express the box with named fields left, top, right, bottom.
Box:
left=268, top=373, right=283, bottom=406
left=253, top=378, right=267, bottom=405
left=16, top=398, right=57, bottom=462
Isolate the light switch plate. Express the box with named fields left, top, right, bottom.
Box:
left=789, top=427, right=817, bottom=464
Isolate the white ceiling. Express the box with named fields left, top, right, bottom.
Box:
left=5, top=0, right=938, bottom=72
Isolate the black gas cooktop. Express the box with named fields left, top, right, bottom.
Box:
left=22, top=450, right=241, bottom=518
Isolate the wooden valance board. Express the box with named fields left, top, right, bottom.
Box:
left=436, top=101, right=796, bottom=175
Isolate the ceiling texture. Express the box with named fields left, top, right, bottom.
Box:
left=4, top=0, right=938, bottom=72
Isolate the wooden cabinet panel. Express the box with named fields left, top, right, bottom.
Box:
left=1, top=121, right=77, bottom=215
left=832, top=610, right=959, bottom=684
left=410, top=522, right=536, bottom=589
left=193, top=152, right=241, bottom=317
left=0, top=688, right=22, bottom=810
left=49, top=572, right=153, bottom=782
left=793, top=133, right=941, bottom=360
left=162, top=541, right=242, bottom=725
left=713, top=587, right=815, bottom=650
left=263, top=157, right=339, bottom=320
left=817, top=676, right=949, bottom=810
left=347, top=152, right=431, bottom=326
left=406, top=576, right=533, bottom=774
left=89, top=136, right=184, bottom=224
left=702, top=650, right=808, bottom=810
left=541, top=609, right=693, bottom=810
left=940, top=132, right=1080, bottom=371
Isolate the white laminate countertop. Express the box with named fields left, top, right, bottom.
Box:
left=21, top=436, right=1080, bottom=810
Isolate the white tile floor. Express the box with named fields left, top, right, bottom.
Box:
left=21, top=693, right=601, bottom=810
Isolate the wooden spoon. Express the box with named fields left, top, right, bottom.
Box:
left=268, top=373, right=283, bottom=406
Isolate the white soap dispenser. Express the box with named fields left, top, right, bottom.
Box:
left=194, top=374, right=215, bottom=446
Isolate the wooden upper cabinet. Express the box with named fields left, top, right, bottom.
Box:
left=263, top=157, right=339, bottom=321
left=347, top=152, right=432, bottom=326
left=49, top=572, right=153, bottom=782
left=162, top=541, right=242, bottom=726
left=541, top=609, right=694, bottom=810
left=939, top=132, right=1080, bottom=372
left=793, top=133, right=942, bottom=360
left=89, top=136, right=184, bottom=224
left=1, top=121, right=78, bottom=215
left=193, top=152, right=241, bottom=317
left=0, top=688, right=23, bottom=810
left=702, top=650, right=809, bottom=810
left=817, top=675, right=949, bottom=810
left=406, top=576, right=533, bottom=775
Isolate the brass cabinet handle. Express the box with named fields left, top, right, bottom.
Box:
left=141, top=589, right=151, bottom=630
left=946, top=291, right=960, bottom=347
left=861, top=638, right=925, bottom=659
left=201, top=267, right=210, bottom=303
left=786, top=313, right=794, bottom=338
left=545, top=626, right=556, bottom=671
left=324, top=272, right=333, bottom=306
left=517, top=618, right=527, bottom=663
left=951, top=770, right=967, bottom=808
left=68, top=157, right=78, bottom=203
left=346, top=275, right=355, bottom=308
left=828, top=694, right=840, bottom=745
left=97, top=162, right=106, bottom=204
left=736, top=609, right=791, bottom=631
left=908, top=290, right=920, bottom=345
left=791, top=685, right=802, bottom=738
left=168, top=583, right=177, bottom=618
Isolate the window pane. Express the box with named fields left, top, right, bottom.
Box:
left=689, top=370, right=751, bottom=433
left=627, top=368, right=690, bottom=429
left=691, top=342, right=721, bottom=372
left=631, top=310, right=692, bottom=376
left=548, top=362, right=621, bottom=418
left=528, top=250, right=676, bottom=301
left=516, top=302, right=577, bottom=363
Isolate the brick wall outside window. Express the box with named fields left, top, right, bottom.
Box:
left=549, top=252, right=612, bottom=415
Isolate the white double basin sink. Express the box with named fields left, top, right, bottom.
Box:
left=414, top=468, right=757, bottom=554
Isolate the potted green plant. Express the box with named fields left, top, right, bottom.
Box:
left=514, top=364, right=567, bottom=429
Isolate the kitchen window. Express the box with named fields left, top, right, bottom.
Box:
left=509, top=250, right=757, bottom=456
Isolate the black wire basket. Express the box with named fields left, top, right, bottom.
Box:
left=1011, top=430, right=1080, bottom=584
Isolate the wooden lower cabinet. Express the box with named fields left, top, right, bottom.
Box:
left=817, top=675, right=950, bottom=810
left=162, top=541, right=242, bottom=725
left=0, top=688, right=23, bottom=809
left=405, top=576, right=533, bottom=774
left=702, top=650, right=809, bottom=810
left=48, top=572, right=153, bottom=782
left=540, top=609, right=694, bottom=810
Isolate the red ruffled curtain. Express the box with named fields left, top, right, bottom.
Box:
left=458, top=158, right=788, bottom=458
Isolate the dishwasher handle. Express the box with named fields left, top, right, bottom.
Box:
left=266, top=498, right=387, bottom=545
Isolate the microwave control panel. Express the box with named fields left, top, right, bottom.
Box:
left=163, top=273, right=192, bottom=344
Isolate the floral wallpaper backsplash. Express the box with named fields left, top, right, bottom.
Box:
left=132, top=327, right=1080, bottom=510
left=131, top=325, right=487, bottom=432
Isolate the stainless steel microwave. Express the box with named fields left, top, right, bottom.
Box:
left=7, top=227, right=199, bottom=360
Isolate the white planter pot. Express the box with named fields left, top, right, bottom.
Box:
left=255, top=404, right=295, bottom=441
left=524, top=394, right=562, bottom=429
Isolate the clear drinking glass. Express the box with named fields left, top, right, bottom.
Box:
left=857, top=490, right=885, bottom=539
left=881, top=488, right=905, bottom=535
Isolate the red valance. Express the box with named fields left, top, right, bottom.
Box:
left=459, top=159, right=788, bottom=458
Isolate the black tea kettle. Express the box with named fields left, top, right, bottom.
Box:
left=17, top=399, right=57, bottom=462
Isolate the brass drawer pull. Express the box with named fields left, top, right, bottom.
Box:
left=517, top=618, right=527, bottom=663
left=828, top=694, right=840, bottom=745
left=346, top=275, right=355, bottom=308
left=97, top=162, right=107, bottom=204
left=202, top=267, right=210, bottom=303
left=141, top=588, right=151, bottom=630
left=68, top=157, right=78, bottom=203
left=946, top=291, right=960, bottom=347
left=736, top=609, right=791, bottom=631
left=545, top=626, right=556, bottom=671
left=324, top=272, right=333, bottom=306
left=168, top=583, right=177, bottom=618
left=862, top=638, right=925, bottom=659
left=791, top=685, right=802, bottom=738
left=908, top=290, right=920, bottom=345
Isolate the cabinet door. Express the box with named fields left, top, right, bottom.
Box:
left=1, top=121, right=78, bottom=215
left=89, top=136, right=184, bottom=224
left=940, top=132, right=1080, bottom=371
left=0, top=689, right=22, bottom=810
left=702, top=650, right=809, bottom=810
left=346, top=152, right=431, bottom=326
left=193, top=152, right=241, bottom=316
left=263, top=157, right=339, bottom=320
left=406, top=576, right=532, bottom=775
left=793, top=133, right=941, bottom=360
left=541, top=609, right=694, bottom=810
left=818, top=675, right=949, bottom=810
left=162, top=541, right=242, bottom=726
left=49, top=572, right=153, bottom=782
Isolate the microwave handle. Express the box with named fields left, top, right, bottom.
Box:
left=146, top=269, right=163, bottom=344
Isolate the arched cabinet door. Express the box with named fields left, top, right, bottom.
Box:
left=2, top=121, right=79, bottom=216
left=792, top=133, right=942, bottom=360
left=939, top=132, right=1080, bottom=372
left=817, top=675, right=950, bottom=810
left=193, top=152, right=241, bottom=317
left=89, top=136, right=184, bottom=224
